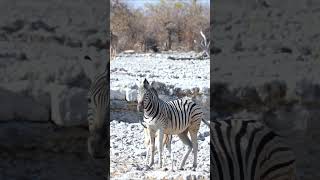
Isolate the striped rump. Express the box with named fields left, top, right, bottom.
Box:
left=210, top=118, right=297, bottom=180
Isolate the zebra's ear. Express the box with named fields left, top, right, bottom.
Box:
left=84, top=55, right=92, bottom=61
left=143, top=79, right=150, bottom=89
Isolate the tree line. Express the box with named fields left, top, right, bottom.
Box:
left=111, top=0, right=210, bottom=53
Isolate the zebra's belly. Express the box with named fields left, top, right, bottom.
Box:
left=146, top=122, right=188, bottom=135
left=163, top=119, right=191, bottom=134
left=163, top=127, right=188, bottom=135
left=145, top=116, right=191, bottom=135
left=146, top=120, right=165, bottom=131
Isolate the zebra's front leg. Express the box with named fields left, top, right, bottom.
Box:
left=168, top=135, right=174, bottom=172
left=158, top=128, right=164, bottom=169
left=147, top=128, right=156, bottom=169
left=145, top=141, right=150, bottom=166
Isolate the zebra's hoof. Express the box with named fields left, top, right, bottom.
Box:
left=191, top=165, right=197, bottom=171
left=145, top=165, right=151, bottom=171
left=162, top=167, right=168, bottom=171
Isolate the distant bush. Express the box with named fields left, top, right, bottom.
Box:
left=111, top=0, right=210, bottom=52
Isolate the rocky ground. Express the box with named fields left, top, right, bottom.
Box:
left=2, top=0, right=320, bottom=179
left=0, top=122, right=106, bottom=180
left=110, top=53, right=210, bottom=179
left=0, top=0, right=107, bottom=179
left=109, top=120, right=210, bottom=180
left=212, top=1, right=320, bottom=179
left=111, top=52, right=210, bottom=91
left=110, top=52, right=210, bottom=103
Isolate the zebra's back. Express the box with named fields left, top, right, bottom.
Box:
left=163, top=97, right=203, bottom=134
left=211, top=118, right=297, bottom=180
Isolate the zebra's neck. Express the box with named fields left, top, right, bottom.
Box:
left=143, top=92, right=165, bottom=118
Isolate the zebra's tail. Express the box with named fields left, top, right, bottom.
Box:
left=202, top=119, right=210, bottom=126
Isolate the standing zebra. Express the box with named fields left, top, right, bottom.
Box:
left=86, top=56, right=108, bottom=159
left=211, top=117, right=297, bottom=180
left=137, top=79, right=208, bottom=170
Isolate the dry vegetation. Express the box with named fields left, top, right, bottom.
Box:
left=111, top=0, right=210, bottom=53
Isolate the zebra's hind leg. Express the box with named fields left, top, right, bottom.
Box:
left=162, top=134, right=174, bottom=171
left=189, top=128, right=199, bottom=171
left=178, top=130, right=193, bottom=170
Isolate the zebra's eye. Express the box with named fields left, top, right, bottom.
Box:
left=87, top=97, right=92, bottom=103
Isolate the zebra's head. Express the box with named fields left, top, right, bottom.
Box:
left=87, top=69, right=108, bottom=159
left=137, top=79, right=150, bottom=112
left=137, top=78, right=160, bottom=112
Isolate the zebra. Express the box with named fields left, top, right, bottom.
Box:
left=210, top=117, right=297, bottom=180
left=85, top=56, right=108, bottom=159
left=137, top=78, right=209, bottom=171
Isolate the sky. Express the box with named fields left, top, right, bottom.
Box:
left=125, top=0, right=210, bottom=9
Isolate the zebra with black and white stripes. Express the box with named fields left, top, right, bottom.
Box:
left=137, top=78, right=208, bottom=171
left=210, top=117, right=297, bottom=180
left=86, top=56, right=108, bottom=159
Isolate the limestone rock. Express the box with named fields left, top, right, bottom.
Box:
left=125, top=88, right=137, bottom=102
left=49, top=84, right=88, bottom=126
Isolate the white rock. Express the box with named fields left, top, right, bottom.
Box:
left=123, top=50, right=135, bottom=54
left=49, top=84, right=88, bottom=126
left=125, top=88, right=137, bottom=102
left=169, top=88, right=174, bottom=96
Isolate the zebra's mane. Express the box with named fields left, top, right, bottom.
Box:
left=149, top=87, right=158, bottom=97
